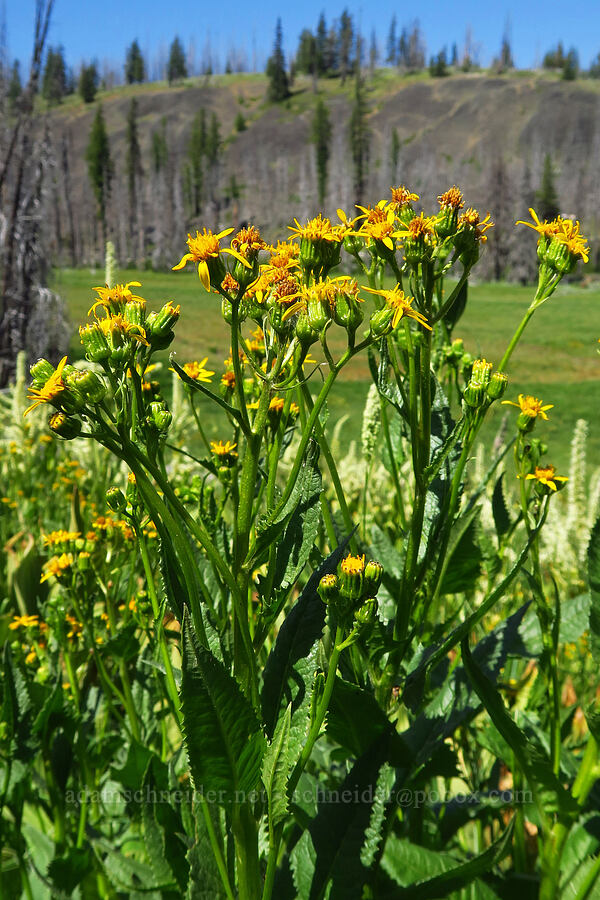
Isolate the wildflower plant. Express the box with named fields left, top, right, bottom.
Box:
left=2, top=193, right=599, bottom=898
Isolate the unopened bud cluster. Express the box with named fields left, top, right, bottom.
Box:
left=317, top=554, right=383, bottom=627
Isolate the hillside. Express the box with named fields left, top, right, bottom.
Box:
left=39, top=69, right=600, bottom=271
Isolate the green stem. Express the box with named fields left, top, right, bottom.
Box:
left=498, top=305, right=536, bottom=372
left=380, top=399, right=407, bottom=532
left=289, top=625, right=344, bottom=795
left=300, top=381, right=358, bottom=553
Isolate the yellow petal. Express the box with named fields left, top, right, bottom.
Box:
left=198, top=261, right=210, bottom=291
left=172, top=254, right=193, bottom=271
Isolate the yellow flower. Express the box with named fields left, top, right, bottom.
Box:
left=516, top=208, right=560, bottom=239
left=43, top=529, right=81, bottom=547
left=502, top=394, right=553, bottom=419
left=40, top=552, right=74, bottom=583
left=9, top=614, right=40, bottom=630
left=98, top=314, right=149, bottom=346
left=89, top=281, right=145, bottom=316
left=353, top=200, right=397, bottom=250
left=389, top=185, right=419, bottom=209
left=340, top=554, right=366, bottom=575
left=66, top=614, right=83, bottom=639
left=267, top=241, right=300, bottom=269
left=24, top=356, right=68, bottom=416
left=172, top=228, right=250, bottom=291
left=288, top=214, right=344, bottom=244
left=525, top=465, right=568, bottom=492
left=438, top=186, right=464, bottom=210
left=553, top=216, right=589, bottom=263
left=177, top=358, right=215, bottom=383
left=210, top=440, right=238, bottom=457
left=231, top=224, right=266, bottom=259
left=363, top=285, right=432, bottom=331
left=459, top=208, right=494, bottom=243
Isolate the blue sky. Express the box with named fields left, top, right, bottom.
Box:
left=5, top=0, right=599, bottom=76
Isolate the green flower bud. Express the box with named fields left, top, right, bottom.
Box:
left=471, top=359, right=492, bottom=388
left=295, top=312, right=318, bottom=347
left=67, top=370, right=106, bottom=403
left=369, top=306, right=394, bottom=338
left=149, top=401, right=172, bottom=432
left=363, top=560, right=384, bottom=598
left=150, top=302, right=181, bottom=337
left=149, top=330, right=175, bottom=351
left=48, top=412, right=81, bottom=439
left=487, top=371, right=508, bottom=401
left=334, top=293, right=364, bottom=334
left=307, top=294, right=330, bottom=332
left=354, top=598, right=378, bottom=627
left=79, top=323, right=111, bottom=362
left=77, top=551, right=91, bottom=572
left=123, top=300, right=146, bottom=328
left=106, top=486, right=126, bottom=512
left=318, top=573, right=340, bottom=605
left=463, top=382, right=485, bottom=409
left=30, top=358, right=55, bottom=387
left=221, top=296, right=233, bottom=324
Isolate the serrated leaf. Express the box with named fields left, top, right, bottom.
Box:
left=307, top=735, right=391, bottom=900
left=492, top=472, right=511, bottom=538
left=141, top=761, right=182, bottom=890
left=440, top=513, right=483, bottom=595
left=291, top=830, right=317, bottom=900
left=47, top=848, right=92, bottom=894
left=461, top=636, right=577, bottom=818
left=261, top=535, right=353, bottom=739
left=381, top=818, right=513, bottom=898
left=262, top=704, right=292, bottom=832
left=327, top=679, right=393, bottom=758
left=274, top=447, right=322, bottom=591
left=187, top=806, right=228, bottom=900
left=588, top=516, right=600, bottom=660
left=361, top=763, right=394, bottom=867
left=181, top=612, right=266, bottom=801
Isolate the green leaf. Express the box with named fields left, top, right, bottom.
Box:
left=360, top=763, right=395, bottom=868
left=307, top=735, right=391, bottom=899
left=461, top=636, right=577, bottom=818
left=440, top=512, right=483, bottom=595
left=141, top=758, right=188, bottom=891
left=492, top=472, right=512, bottom=539
left=443, top=277, right=468, bottom=331
left=291, top=830, right=317, bottom=900
left=381, top=818, right=513, bottom=898
left=262, top=704, right=292, bottom=833
left=559, top=813, right=600, bottom=893
left=187, top=803, right=228, bottom=899
left=48, top=848, right=93, bottom=895
left=102, top=621, right=140, bottom=661
left=274, top=446, right=322, bottom=590
left=327, top=679, right=396, bottom=759
left=261, top=535, right=353, bottom=739
left=588, top=516, right=600, bottom=660
left=181, top=612, right=266, bottom=801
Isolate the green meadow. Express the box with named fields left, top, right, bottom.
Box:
left=51, top=267, right=600, bottom=471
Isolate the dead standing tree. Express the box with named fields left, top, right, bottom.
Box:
left=0, top=0, right=68, bottom=386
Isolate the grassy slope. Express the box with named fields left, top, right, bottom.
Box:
left=51, top=267, right=600, bottom=471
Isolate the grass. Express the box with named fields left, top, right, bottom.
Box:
left=49, top=267, right=600, bottom=471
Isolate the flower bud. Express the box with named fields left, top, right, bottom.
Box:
left=334, top=293, right=364, bottom=335
left=221, top=297, right=233, bottom=324
left=307, top=294, right=330, bottom=332
left=77, top=551, right=91, bottom=572
left=318, top=573, right=340, bottom=605
left=149, top=401, right=172, bottom=432
left=354, top=598, right=378, bottom=627
left=150, top=302, right=181, bottom=337
left=338, top=554, right=366, bottom=602
left=48, top=412, right=81, bottom=440
left=363, top=560, right=384, bottom=598
left=106, top=486, right=126, bottom=512
left=79, top=323, right=111, bottom=362
left=487, top=372, right=508, bottom=401
left=30, top=358, right=55, bottom=387
left=463, top=382, right=485, bottom=409
left=67, top=370, right=106, bottom=403
left=123, top=300, right=146, bottom=328
left=295, top=312, right=318, bottom=347
left=471, top=359, right=492, bottom=388
left=369, top=306, right=394, bottom=338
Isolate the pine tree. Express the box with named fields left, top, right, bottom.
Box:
left=7, top=59, right=21, bottom=109
left=348, top=71, right=369, bottom=205
left=234, top=111, right=246, bottom=132
left=369, top=29, right=378, bottom=76
left=338, top=9, right=354, bottom=83
left=125, top=40, right=145, bottom=84
left=79, top=63, right=98, bottom=103
left=386, top=15, right=397, bottom=66
left=125, top=99, right=143, bottom=245
left=429, top=49, right=448, bottom=77
left=42, top=46, right=67, bottom=104
left=186, top=110, right=206, bottom=215
left=151, top=118, right=168, bottom=174
left=536, top=154, right=560, bottom=221
left=316, top=13, right=329, bottom=75
left=167, top=37, right=187, bottom=84
left=562, top=48, right=579, bottom=81
left=266, top=19, right=289, bottom=102
left=390, top=127, right=400, bottom=181
left=86, top=105, right=113, bottom=241
left=311, top=98, right=332, bottom=204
